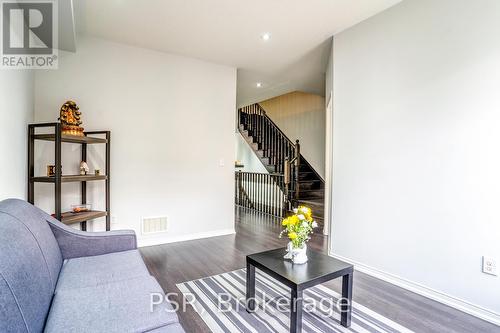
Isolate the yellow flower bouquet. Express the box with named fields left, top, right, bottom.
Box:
left=280, top=206, right=318, bottom=264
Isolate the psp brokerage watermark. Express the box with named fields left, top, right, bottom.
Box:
left=1, top=0, right=57, bottom=69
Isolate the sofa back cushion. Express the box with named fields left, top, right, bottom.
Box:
left=0, top=199, right=63, bottom=333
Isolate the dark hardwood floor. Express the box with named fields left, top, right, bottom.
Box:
left=140, top=207, right=499, bottom=333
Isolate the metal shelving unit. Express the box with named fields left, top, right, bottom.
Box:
left=28, top=122, right=111, bottom=231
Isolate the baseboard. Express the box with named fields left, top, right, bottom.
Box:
left=329, top=251, right=500, bottom=326
left=138, top=228, right=236, bottom=248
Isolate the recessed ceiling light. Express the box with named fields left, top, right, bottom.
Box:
left=256, top=82, right=262, bottom=88
left=261, top=33, right=271, bottom=41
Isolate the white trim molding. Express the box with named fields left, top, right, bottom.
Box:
left=329, top=251, right=500, bottom=326
left=323, top=92, right=333, bottom=237
left=138, top=228, right=236, bottom=248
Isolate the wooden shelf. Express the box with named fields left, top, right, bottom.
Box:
left=61, top=210, right=108, bottom=225
left=31, top=174, right=107, bottom=183
left=33, top=134, right=108, bottom=144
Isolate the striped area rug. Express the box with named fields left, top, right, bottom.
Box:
left=177, top=269, right=413, bottom=333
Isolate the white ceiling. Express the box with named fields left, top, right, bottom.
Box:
left=74, top=0, right=401, bottom=105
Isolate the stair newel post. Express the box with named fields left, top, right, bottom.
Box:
left=254, top=104, right=258, bottom=141
left=248, top=105, right=251, bottom=131
left=283, top=176, right=286, bottom=217
left=243, top=106, right=250, bottom=130
left=241, top=107, right=245, bottom=128
left=260, top=108, right=263, bottom=145
left=265, top=114, right=269, bottom=157
left=277, top=134, right=281, bottom=173
left=238, top=108, right=241, bottom=130
left=246, top=106, right=249, bottom=129
left=282, top=140, right=285, bottom=173
left=260, top=108, right=264, bottom=147
left=271, top=127, right=276, bottom=169
left=244, top=172, right=248, bottom=208
left=262, top=112, right=266, bottom=157
left=236, top=171, right=240, bottom=206
left=255, top=104, right=258, bottom=135
left=257, top=105, right=261, bottom=145
left=284, top=156, right=291, bottom=215
left=294, top=139, right=300, bottom=202
left=253, top=104, right=256, bottom=133
left=249, top=105, right=252, bottom=132
left=253, top=104, right=256, bottom=135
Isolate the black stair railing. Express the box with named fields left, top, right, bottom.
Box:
left=238, top=104, right=297, bottom=174
left=237, top=103, right=302, bottom=215
left=235, top=171, right=287, bottom=217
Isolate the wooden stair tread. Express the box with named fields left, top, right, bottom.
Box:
left=297, top=199, right=324, bottom=206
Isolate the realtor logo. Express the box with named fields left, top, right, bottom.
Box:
left=1, top=0, right=57, bottom=69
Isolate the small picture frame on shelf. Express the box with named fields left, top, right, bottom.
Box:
left=47, top=165, right=56, bottom=177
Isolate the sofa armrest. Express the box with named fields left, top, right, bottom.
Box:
left=47, top=218, right=137, bottom=259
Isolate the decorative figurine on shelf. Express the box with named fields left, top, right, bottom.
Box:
left=94, top=169, right=101, bottom=176
left=59, top=100, right=84, bottom=136
left=80, top=161, right=89, bottom=175
left=47, top=165, right=56, bottom=177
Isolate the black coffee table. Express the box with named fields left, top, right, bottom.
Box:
left=246, top=248, right=353, bottom=333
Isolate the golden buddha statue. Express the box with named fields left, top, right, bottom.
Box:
left=59, top=100, right=84, bottom=136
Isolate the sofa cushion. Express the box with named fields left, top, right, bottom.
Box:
left=55, top=250, right=150, bottom=292
left=45, top=276, right=180, bottom=333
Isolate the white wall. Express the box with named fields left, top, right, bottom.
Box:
left=34, top=36, right=237, bottom=246
left=0, top=71, right=34, bottom=200
left=331, top=0, right=500, bottom=322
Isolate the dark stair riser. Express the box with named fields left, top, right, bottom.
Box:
left=298, top=180, right=324, bottom=191
left=298, top=172, right=317, bottom=181
left=298, top=189, right=325, bottom=199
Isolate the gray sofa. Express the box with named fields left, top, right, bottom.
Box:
left=0, top=199, right=184, bottom=333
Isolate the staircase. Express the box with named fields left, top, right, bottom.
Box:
left=237, top=103, right=325, bottom=226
